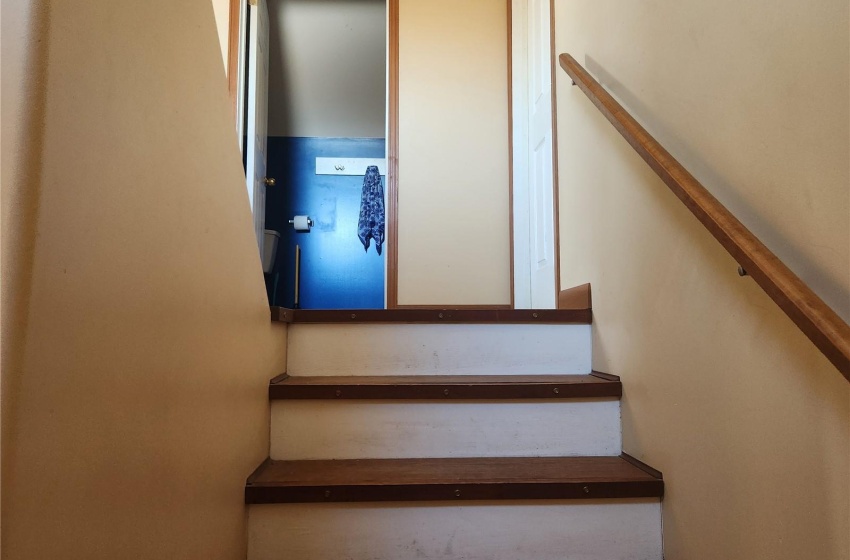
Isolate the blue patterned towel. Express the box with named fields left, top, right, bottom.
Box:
left=357, top=165, right=385, bottom=255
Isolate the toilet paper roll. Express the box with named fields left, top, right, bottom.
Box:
left=292, top=215, right=311, bottom=232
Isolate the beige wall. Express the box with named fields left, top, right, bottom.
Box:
left=267, top=0, right=386, bottom=138
left=1, top=2, right=286, bottom=559
left=211, top=0, right=230, bottom=75
left=397, top=0, right=511, bottom=305
left=554, top=0, right=850, bottom=558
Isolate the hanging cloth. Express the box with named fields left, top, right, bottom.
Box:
left=357, top=165, right=385, bottom=255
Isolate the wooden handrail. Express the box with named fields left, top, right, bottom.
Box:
left=559, top=53, right=850, bottom=381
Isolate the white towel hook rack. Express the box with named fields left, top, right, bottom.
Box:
left=316, top=157, right=387, bottom=176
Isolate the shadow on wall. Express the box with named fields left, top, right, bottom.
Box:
left=584, top=54, right=850, bottom=321
left=3, top=1, right=51, bottom=482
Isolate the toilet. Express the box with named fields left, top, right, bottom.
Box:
left=262, top=230, right=280, bottom=273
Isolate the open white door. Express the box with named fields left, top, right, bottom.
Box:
left=512, top=0, right=557, bottom=309
left=246, top=0, right=270, bottom=257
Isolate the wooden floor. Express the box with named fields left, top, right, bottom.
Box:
left=271, top=307, right=592, bottom=324
left=245, top=456, right=663, bottom=504
left=269, top=373, right=621, bottom=400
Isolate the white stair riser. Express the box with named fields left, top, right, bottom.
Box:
left=286, top=324, right=592, bottom=375
left=270, top=399, right=621, bottom=460
left=248, top=500, right=663, bottom=560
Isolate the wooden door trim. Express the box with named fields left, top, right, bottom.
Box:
left=386, top=0, right=400, bottom=308
left=507, top=0, right=516, bottom=309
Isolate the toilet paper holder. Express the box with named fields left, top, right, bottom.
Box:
left=289, top=216, right=314, bottom=231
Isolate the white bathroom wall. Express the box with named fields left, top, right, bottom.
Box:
left=267, top=0, right=386, bottom=138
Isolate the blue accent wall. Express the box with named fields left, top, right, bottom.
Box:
left=265, top=137, right=385, bottom=309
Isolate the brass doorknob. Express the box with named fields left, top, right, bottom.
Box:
left=264, top=177, right=276, bottom=186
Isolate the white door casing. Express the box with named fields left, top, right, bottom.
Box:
left=511, top=0, right=532, bottom=308
left=512, top=0, right=557, bottom=309
left=236, top=0, right=249, bottom=152
left=246, top=0, right=270, bottom=257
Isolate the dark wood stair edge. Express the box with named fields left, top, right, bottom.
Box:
left=270, top=307, right=592, bottom=325
left=246, top=457, right=273, bottom=486
left=245, top=480, right=664, bottom=504
left=271, top=307, right=294, bottom=323
left=620, top=453, right=664, bottom=480
left=269, top=372, right=290, bottom=384
left=243, top=456, right=665, bottom=504
left=268, top=374, right=622, bottom=400
left=589, top=371, right=620, bottom=382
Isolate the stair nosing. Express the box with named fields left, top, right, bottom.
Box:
left=245, top=456, right=663, bottom=504
left=268, top=373, right=622, bottom=400
left=271, top=307, right=592, bottom=325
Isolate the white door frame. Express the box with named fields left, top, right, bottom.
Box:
left=245, top=0, right=270, bottom=257
left=511, top=0, right=559, bottom=309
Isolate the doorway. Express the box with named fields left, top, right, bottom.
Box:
left=510, top=0, right=560, bottom=309
left=233, top=0, right=558, bottom=308
left=259, top=0, right=389, bottom=308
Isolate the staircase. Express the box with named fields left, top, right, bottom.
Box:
left=245, top=309, right=664, bottom=559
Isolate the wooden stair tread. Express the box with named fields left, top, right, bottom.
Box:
left=245, top=456, right=663, bottom=503
left=251, top=456, right=657, bottom=485
left=271, top=307, right=591, bottom=324
left=269, top=373, right=621, bottom=399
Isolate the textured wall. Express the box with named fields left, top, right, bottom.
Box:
left=1, top=2, right=286, bottom=558
left=553, top=0, right=850, bottom=558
